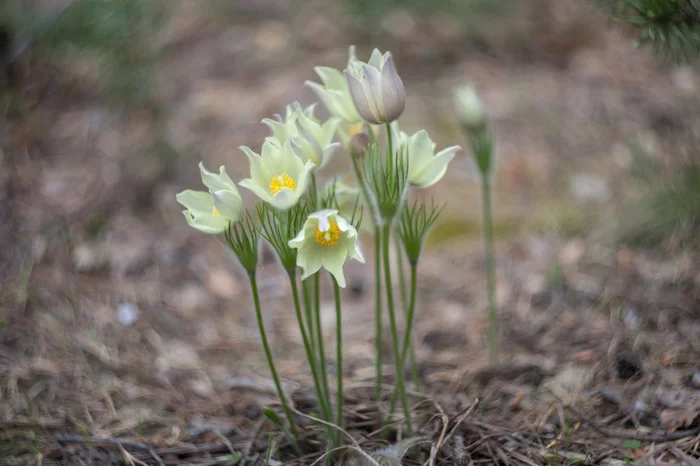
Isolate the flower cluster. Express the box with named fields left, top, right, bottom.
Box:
left=176, top=45, right=477, bottom=455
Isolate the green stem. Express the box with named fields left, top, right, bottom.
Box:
left=374, top=227, right=383, bottom=402
left=314, top=273, right=331, bottom=410
left=481, top=179, right=499, bottom=365
left=382, top=224, right=413, bottom=435
left=302, top=279, right=316, bottom=359
left=385, top=122, right=393, bottom=176
left=389, top=262, right=419, bottom=415
left=310, top=172, right=319, bottom=210
left=332, top=276, right=343, bottom=444
left=248, top=272, right=302, bottom=454
left=287, top=271, right=333, bottom=427
left=394, top=231, right=419, bottom=389
left=349, top=153, right=383, bottom=403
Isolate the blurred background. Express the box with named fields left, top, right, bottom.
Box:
left=1, top=0, right=699, bottom=464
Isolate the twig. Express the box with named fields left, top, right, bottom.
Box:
left=567, top=405, right=700, bottom=442
left=56, top=434, right=166, bottom=466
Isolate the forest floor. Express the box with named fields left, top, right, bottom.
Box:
left=1, top=0, right=699, bottom=464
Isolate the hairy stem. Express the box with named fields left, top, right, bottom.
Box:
left=394, top=231, right=420, bottom=389
left=374, top=228, right=383, bottom=402
left=481, top=180, right=499, bottom=365
left=302, top=279, right=317, bottom=359
left=389, top=262, right=419, bottom=415
left=314, top=273, right=331, bottom=409
left=332, top=276, right=343, bottom=445
left=248, top=272, right=301, bottom=454
left=287, top=271, right=333, bottom=430
left=382, top=224, right=413, bottom=435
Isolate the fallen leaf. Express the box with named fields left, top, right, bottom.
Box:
left=660, top=408, right=700, bottom=431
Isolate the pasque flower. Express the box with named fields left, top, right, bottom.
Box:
left=176, top=162, right=243, bottom=234
left=344, top=48, right=405, bottom=125
left=305, top=47, right=363, bottom=125
left=391, top=123, right=460, bottom=188
left=239, top=138, right=315, bottom=210
left=262, top=102, right=341, bottom=168
left=289, top=209, right=364, bottom=287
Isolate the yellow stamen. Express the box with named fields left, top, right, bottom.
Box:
left=269, top=173, right=296, bottom=195
left=212, top=208, right=221, bottom=216
left=314, top=220, right=341, bottom=247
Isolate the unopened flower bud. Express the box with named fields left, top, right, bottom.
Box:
left=454, top=86, right=486, bottom=134
left=344, top=48, right=405, bottom=125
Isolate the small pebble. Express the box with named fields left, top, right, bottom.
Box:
left=692, top=372, right=700, bottom=388
left=117, top=302, right=139, bottom=326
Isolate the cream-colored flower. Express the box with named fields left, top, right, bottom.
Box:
left=289, top=209, right=364, bottom=287
left=262, top=102, right=340, bottom=168
left=239, top=138, right=315, bottom=210
left=305, top=47, right=363, bottom=124
left=391, top=123, right=460, bottom=188
left=454, top=85, right=485, bottom=132
left=345, top=48, right=405, bottom=125
left=176, top=162, right=243, bottom=234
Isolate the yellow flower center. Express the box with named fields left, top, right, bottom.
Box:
left=212, top=208, right=221, bottom=217
left=314, top=220, right=341, bottom=247
left=348, top=122, right=364, bottom=137
left=269, top=173, right=296, bottom=195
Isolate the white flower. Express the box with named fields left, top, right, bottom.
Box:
left=289, top=209, right=364, bottom=287
left=344, top=48, right=405, bottom=125
left=239, top=138, right=315, bottom=210
left=305, top=47, right=363, bottom=124
left=176, top=162, right=243, bottom=234
left=262, top=102, right=340, bottom=168
left=391, top=122, right=460, bottom=188
left=454, top=85, right=485, bottom=131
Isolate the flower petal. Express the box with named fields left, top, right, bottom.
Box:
left=211, top=189, right=243, bottom=220
left=182, top=210, right=230, bottom=234
left=379, top=54, right=405, bottom=123
left=176, top=190, right=214, bottom=215
left=360, top=63, right=385, bottom=123
left=271, top=187, right=298, bottom=210
left=297, top=242, right=324, bottom=279
left=410, top=145, right=459, bottom=188
left=345, top=71, right=382, bottom=125
left=322, top=245, right=348, bottom=287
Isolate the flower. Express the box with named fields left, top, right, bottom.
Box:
left=176, top=162, right=243, bottom=234
left=454, top=85, right=485, bottom=133
left=305, top=47, right=363, bottom=124
left=289, top=209, right=364, bottom=287
left=262, top=102, right=340, bottom=168
left=344, top=48, right=405, bottom=125
left=239, top=138, right=315, bottom=210
left=391, top=123, right=460, bottom=188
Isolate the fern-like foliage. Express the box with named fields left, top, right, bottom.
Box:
left=596, top=0, right=700, bottom=60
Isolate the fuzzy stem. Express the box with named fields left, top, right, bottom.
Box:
left=389, top=262, right=419, bottom=414
left=385, top=122, right=394, bottom=177
left=382, top=224, right=413, bottom=435
left=302, top=279, right=317, bottom=360
left=310, top=172, right=319, bottom=210
left=481, top=179, right=499, bottom=365
left=314, top=273, right=331, bottom=411
left=287, top=271, right=333, bottom=430
left=374, top=228, right=383, bottom=403
left=394, top=231, right=420, bottom=389
left=332, top=275, right=343, bottom=444
left=248, top=272, right=301, bottom=454
left=349, top=153, right=383, bottom=403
